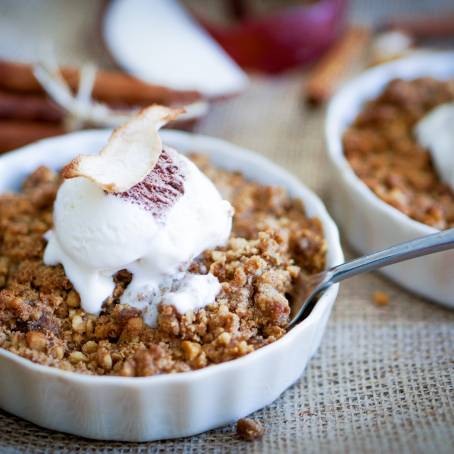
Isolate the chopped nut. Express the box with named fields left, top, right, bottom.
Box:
left=126, top=317, right=144, bottom=334
left=85, top=318, right=95, bottom=335
left=97, top=348, right=113, bottom=370
left=218, top=304, right=229, bottom=316
left=0, top=257, right=9, bottom=275
left=71, top=315, right=85, bottom=333
left=31, top=309, right=42, bottom=321
left=237, top=340, right=252, bottom=355
left=25, top=331, right=47, bottom=352
left=236, top=418, right=265, bottom=441
left=111, top=352, right=123, bottom=362
left=82, top=341, right=98, bottom=354
left=217, top=332, right=231, bottom=346
left=50, top=345, right=65, bottom=360
left=119, top=361, right=135, bottom=377
left=193, top=351, right=208, bottom=369
left=72, top=333, right=83, bottom=344
left=181, top=340, right=201, bottom=361
left=373, top=291, right=390, bottom=306
left=66, top=290, right=80, bottom=308
left=69, top=351, right=88, bottom=363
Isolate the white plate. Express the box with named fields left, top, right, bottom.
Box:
left=0, top=130, right=343, bottom=441
left=326, top=52, right=454, bottom=307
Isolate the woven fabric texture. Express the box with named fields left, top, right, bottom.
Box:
left=0, top=1, right=453, bottom=453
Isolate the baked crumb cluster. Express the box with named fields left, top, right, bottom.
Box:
left=236, top=418, right=265, bottom=441
left=0, top=155, right=326, bottom=376
left=344, top=77, right=454, bottom=229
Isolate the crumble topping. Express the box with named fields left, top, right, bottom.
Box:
left=0, top=155, right=326, bottom=376
left=343, top=77, right=454, bottom=229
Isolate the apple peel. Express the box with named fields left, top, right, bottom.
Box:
left=62, top=105, right=183, bottom=192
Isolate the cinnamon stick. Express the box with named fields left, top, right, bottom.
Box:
left=0, top=90, right=63, bottom=123
left=305, top=26, right=371, bottom=106
left=385, top=15, right=454, bottom=40
left=0, top=121, right=65, bottom=152
left=0, top=60, right=202, bottom=107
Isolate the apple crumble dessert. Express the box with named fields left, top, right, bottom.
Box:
left=0, top=108, right=326, bottom=377
left=344, top=77, right=454, bottom=229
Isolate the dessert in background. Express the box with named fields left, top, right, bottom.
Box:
left=344, top=77, right=454, bottom=229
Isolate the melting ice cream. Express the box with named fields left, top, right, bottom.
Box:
left=415, top=102, right=454, bottom=191
left=44, top=106, right=233, bottom=324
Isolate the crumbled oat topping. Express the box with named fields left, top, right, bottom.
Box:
left=0, top=155, right=326, bottom=376
left=344, top=77, right=454, bottom=229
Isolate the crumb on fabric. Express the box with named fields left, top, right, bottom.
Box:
left=373, top=291, right=390, bottom=306
left=236, top=418, right=265, bottom=441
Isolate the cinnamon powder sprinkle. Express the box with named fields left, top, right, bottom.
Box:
left=0, top=155, right=326, bottom=376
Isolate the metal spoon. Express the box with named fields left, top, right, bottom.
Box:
left=289, top=228, right=454, bottom=328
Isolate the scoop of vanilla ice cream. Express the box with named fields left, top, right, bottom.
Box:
left=44, top=147, right=233, bottom=320
left=415, top=102, right=454, bottom=191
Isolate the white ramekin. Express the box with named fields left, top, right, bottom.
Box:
left=0, top=130, right=343, bottom=441
left=326, top=52, right=454, bottom=308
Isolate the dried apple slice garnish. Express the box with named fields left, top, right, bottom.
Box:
left=62, top=105, right=183, bottom=192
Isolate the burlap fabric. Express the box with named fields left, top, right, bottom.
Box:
left=0, top=1, right=453, bottom=453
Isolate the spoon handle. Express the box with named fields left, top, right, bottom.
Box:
left=330, top=228, right=454, bottom=284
